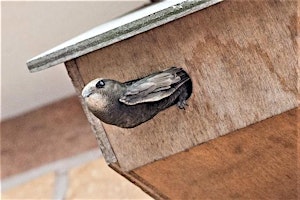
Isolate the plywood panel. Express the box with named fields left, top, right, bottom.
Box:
left=74, top=0, right=297, bottom=170
left=111, top=108, right=297, bottom=199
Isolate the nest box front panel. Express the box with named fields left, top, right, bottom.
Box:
left=74, top=0, right=297, bottom=171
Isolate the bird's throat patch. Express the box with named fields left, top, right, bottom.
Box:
left=86, top=93, right=109, bottom=112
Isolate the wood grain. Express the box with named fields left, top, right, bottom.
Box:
left=111, top=108, right=298, bottom=199
left=73, top=0, right=297, bottom=170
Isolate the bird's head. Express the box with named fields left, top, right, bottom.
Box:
left=81, top=78, right=122, bottom=112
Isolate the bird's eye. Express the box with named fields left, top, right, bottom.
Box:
left=96, top=80, right=105, bottom=88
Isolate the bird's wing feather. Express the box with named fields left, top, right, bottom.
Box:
left=119, top=67, right=189, bottom=105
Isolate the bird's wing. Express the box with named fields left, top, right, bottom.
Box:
left=119, top=67, right=190, bottom=105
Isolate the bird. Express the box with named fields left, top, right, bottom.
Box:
left=81, top=67, right=192, bottom=128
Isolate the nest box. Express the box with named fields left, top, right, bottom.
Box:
left=27, top=0, right=298, bottom=199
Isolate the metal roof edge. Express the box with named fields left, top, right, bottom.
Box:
left=27, top=0, right=223, bottom=72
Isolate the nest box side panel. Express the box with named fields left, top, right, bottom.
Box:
left=74, top=0, right=297, bottom=171
left=131, top=108, right=298, bottom=199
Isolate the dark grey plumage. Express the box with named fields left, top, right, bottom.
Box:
left=81, top=67, right=192, bottom=128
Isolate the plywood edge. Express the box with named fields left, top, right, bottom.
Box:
left=64, top=60, right=117, bottom=164
left=109, top=163, right=168, bottom=200
left=27, top=0, right=223, bottom=72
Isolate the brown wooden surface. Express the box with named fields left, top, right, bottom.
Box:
left=72, top=0, right=297, bottom=171
left=110, top=108, right=298, bottom=199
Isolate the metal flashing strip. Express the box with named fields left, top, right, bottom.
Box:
left=27, top=0, right=223, bottom=72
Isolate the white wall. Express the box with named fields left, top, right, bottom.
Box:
left=1, top=1, right=148, bottom=121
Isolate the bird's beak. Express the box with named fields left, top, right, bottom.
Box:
left=82, top=78, right=102, bottom=98
left=81, top=86, right=92, bottom=98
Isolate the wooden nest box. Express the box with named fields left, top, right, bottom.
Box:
left=27, top=0, right=298, bottom=199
